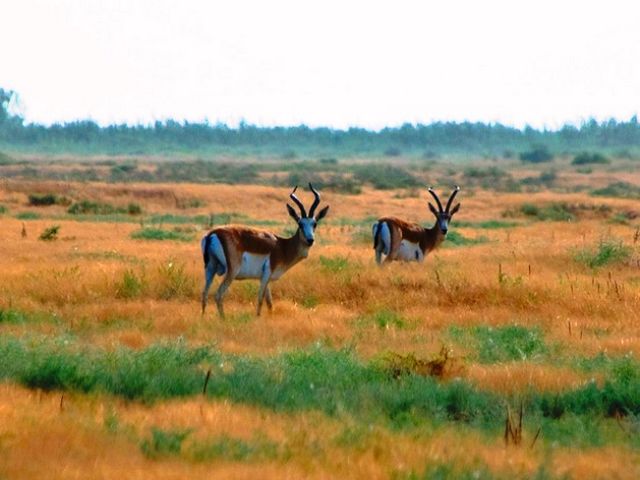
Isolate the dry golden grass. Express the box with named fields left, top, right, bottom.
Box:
left=1, top=178, right=640, bottom=478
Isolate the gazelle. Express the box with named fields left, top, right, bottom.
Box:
left=372, top=186, right=460, bottom=265
left=201, top=184, right=329, bottom=317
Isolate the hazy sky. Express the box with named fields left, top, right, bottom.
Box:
left=2, top=0, right=640, bottom=129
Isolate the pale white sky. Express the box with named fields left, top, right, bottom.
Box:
left=2, top=0, right=640, bottom=129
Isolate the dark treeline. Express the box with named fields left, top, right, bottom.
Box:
left=2, top=88, right=640, bottom=156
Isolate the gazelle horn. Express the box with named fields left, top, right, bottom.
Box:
left=445, top=185, right=460, bottom=212
left=308, top=183, right=321, bottom=218
left=289, top=186, right=307, bottom=217
left=427, top=186, right=444, bottom=212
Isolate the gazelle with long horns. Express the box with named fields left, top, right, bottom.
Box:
left=201, top=184, right=330, bottom=317
left=372, top=186, right=461, bottom=265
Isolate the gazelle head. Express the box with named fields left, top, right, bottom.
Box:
left=286, top=183, right=330, bottom=246
left=427, top=186, right=461, bottom=235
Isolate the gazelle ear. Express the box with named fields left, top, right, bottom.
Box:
left=428, top=202, right=439, bottom=217
left=286, top=204, right=301, bottom=222
left=314, top=205, right=330, bottom=223
left=449, top=203, right=461, bottom=216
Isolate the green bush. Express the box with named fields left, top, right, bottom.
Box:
left=591, top=182, right=640, bottom=199
left=15, top=211, right=41, bottom=220
left=28, top=193, right=58, bottom=206
left=574, top=239, right=632, bottom=268
left=572, top=152, right=610, bottom=165
left=515, top=202, right=575, bottom=221
left=38, top=225, right=60, bottom=241
left=130, top=228, right=194, bottom=242
left=141, top=427, right=191, bottom=458
left=449, top=325, right=547, bottom=363
left=68, top=200, right=117, bottom=215
left=519, top=145, right=553, bottom=163
left=444, top=231, right=488, bottom=247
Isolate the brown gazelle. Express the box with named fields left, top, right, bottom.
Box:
left=201, top=184, right=329, bottom=317
left=372, top=186, right=461, bottom=264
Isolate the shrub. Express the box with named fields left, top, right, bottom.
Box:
left=444, top=231, right=488, bottom=247
left=127, top=203, right=143, bottom=215
left=141, top=428, right=191, bottom=458
left=572, top=152, right=610, bottom=165
left=383, top=147, right=402, bottom=157
left=591, top=182, right=640, bottom=199
left=449, top=325, right=547, bottom=363
left=28, top=193, right=58, bottom=206
left=115, top=269, right=146, bottom=299
left=38, top=225, right=60, bottom=241
left=519, top=145, right=553, bottom=163
left=574, top=239, right=632, bottom=268
left=68, top=200, right=117, bottom=215
left=15, top=211, right=40, bottom=220
left=0, top=204, right=7, bottom=214
left=130, top=228, right=194, bottom=242
left=514, top=202, right=575, bottom=221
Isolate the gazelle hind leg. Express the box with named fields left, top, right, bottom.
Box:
left=201, top=261, right=217, bottom=314
left=215, top=268, right=237, bottom=318
left=265, top=286, right=273, bottom=311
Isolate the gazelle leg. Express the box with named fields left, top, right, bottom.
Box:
left=375, top=245, right=383, bottom=265
left=256, top=270, right=271, bottom=316
left=215, top=269, right=237, bottom=318
left=265, top=286, right=273, bottom=311
left=201, top=261, right=217, bottom=315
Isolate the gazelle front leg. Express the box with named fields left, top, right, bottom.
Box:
left=256, top=268, right=271, bottom=316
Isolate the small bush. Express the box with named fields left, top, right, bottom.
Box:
left=319, top=255, right=351, bottom=273
left=591, top=182, right=640, bottom=199
left=28, top=193, right=58, bottom=206
left=15, top=211, right=40, bottom=220
left=38, top=225, right=60, bottom=241
left=574, top=239, right=632, bottom=268
left=156, top=260, right=195, bottom=299
left=190, top=435, right=280, bottom=462
left=68, top=200, right=117, bottom=215
left=450, top=325, right=547, bottom=363
left=383, top=147, right=402, bottom=157
left=519, top=145, right=553, bottom=163
left=115, top=269, right=146, bottom=299
left=444, top=231, right=488, bottom=247
left=141, top=427, right=191, bottom=459
left=130, top=228, right=194, bottom=242
left=0, top=204, right=7, bottom=215
left=572, top=152, right=610, bottom=165
left=514, top=202, right=575, bottom=221
left=127, top=203, right=143, bottom=215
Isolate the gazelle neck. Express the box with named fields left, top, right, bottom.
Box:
left=281, top=228, right=311, bottom=262
left=423, top=224, right=446, bottom=252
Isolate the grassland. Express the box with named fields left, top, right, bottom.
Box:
left=1, top=153, right=640, bottom=479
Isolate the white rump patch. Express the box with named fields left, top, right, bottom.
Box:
left=376, top=222, right=391, bottom=255
left=236, top=252, right=270, bottom=279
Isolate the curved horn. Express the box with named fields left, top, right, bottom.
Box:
left=308, top=183, right=321, bottom=218
left=427, top=186, right=444, bottom=212
left=445, top=185, right=460, bottom=212
left=289, top=186, right=307, bottom=217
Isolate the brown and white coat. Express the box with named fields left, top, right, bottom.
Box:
left=372, top=186, right=461, bottom=264
left=201, top=184, right=329, bottom=317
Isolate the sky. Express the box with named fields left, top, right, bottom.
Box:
left=2, top=0, right=640, bottom=130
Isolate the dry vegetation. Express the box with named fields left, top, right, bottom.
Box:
left=1, top=157, right=640, bottom=479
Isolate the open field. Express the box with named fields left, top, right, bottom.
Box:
left=1, top=155, right=640, bottom=479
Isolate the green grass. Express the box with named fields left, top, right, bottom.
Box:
left=141, top=427, right=192, bottom=459
left=591, top=181, right=640, bottom=199
left=0, top=204, right=7, bottom=214
left=189, top=435, right=280, bottom=462
left=319, top=255, right=352, bottom=273
left=2, top=335, right=640, bottom=434
left=356, top=309, right=407, bottom=330
left=130, top=227, right=195, bottom=242
left=514, top=203, right=575, bottom=221
left=444, top=231, right=489, bottom=247
left=455, top=220, right=519, bottom=229
left=15, top=211, right=41, bottom=220
left=573, top=239, right=633, bottom=268
left=449, top=325, right=548, bottom=363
